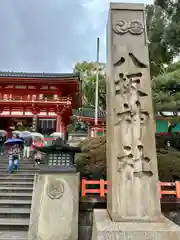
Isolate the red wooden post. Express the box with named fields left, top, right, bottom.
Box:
left=176, top=182, right=180, bottom=198
left=160, top=182, right=162, bottom=199
left=81, top=178, right=87, bottom=197
left=99, top=179, right=105, bottom=197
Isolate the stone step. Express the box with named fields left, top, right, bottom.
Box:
left=0, top=184, right=33, bottom=189
left=0, top=218, right=29, bottom=231
left=0, top=173, right=35, bottom=177
left=0, top=182, right=33, bottom=188
left=0, top=156, right=33, bottom=235
left=0, top=208, right=30, bottom=214
left=0, top=165, right=35, bottom=170
left=0, top=218, right=29, bottom=225
left=0, top=161, right=33, bottom=165
left=0, top=177, right=34, bottom=183
left=0, top=192, right=32, bottom=201
left=0, top=158, right=34, bottom=161
left=0, top=200, right=31, bottom=205
left=0, top=159, right=34, bottom=162
left=0, top=199, right=31, bottom=209
left=0, top=170, right=39, bottom=174
left=0, top=208, right=30, bottom=219
left=0, top=186, right=33, bottom=193
left=0, top=173, right=35, bottom=180
left=0, top=231, right=28, bottom=240
left=0, top=166, right=39, bottom=170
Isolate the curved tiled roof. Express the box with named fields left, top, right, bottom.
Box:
left=0, top=71, right=80, bottom=79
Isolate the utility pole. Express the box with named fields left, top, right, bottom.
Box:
left=95, top=37, right=100, bottom=126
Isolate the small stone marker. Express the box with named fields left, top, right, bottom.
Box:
left=28, top=138, right=81, bottom=240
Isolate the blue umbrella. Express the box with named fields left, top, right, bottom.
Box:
left=4, top=138, right=24, bottom=145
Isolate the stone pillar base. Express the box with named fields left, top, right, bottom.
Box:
left=28, top=172, right=79, bottom=240
left=92, top=209, right=180, bottom=240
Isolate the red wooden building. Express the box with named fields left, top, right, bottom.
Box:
left=0, top=71, right=81, bottom=134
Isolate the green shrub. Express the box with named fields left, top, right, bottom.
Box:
left=76, top=136, right=180, bottom=181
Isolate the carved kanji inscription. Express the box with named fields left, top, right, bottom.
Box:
left=114, top=53, right=151, bottom=178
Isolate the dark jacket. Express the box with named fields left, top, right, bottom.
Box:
left=0, top=136, right=6, bottom=144
left=24, top=137, right=32, bottom=147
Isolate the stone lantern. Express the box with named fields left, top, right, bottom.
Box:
left=37, top=137, right=81, bottom=171
left=28, top=138, right=81, bottom=240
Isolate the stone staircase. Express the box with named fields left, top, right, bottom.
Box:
left=0, top=155, right=38, bottom=240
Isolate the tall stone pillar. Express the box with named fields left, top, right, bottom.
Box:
left=92, top=3, right=180, bottom=240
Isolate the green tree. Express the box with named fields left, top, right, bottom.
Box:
left=152, top=61, right=180, bottom=132
left=146, top=1, right=180, bottom=77
left=74, top=61, right=106, bottom=110
left=146, top=5, right=172, bottom=77
left=152, top=64, right=180, bottom=113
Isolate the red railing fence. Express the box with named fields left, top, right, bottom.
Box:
left=81, top=179, right=180, bottom=198
left=81, top=179, right=108, bottom=197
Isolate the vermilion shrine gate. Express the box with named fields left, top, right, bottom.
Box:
left=0, top=71, right=81, bottom=134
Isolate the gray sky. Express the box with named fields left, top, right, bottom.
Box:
left=0, top=0, right=153, bottom=73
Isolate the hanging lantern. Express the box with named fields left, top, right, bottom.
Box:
left=17, top=122, right=23, bottom=127
left=39, top=94, right=43, bottom=100
left=53, top=94, right=58, bottom=100
left=32, top=94, right=36, bottom=101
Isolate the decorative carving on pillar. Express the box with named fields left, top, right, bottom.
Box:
left=113, top=20, right=144, bottom=35
left=46, top=179, right=64, bottom=199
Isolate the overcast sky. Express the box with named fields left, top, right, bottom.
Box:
left=0, top=0, right=153, bottom=73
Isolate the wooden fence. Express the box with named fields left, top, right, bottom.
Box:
left=81, top=179, right=180, bottom=198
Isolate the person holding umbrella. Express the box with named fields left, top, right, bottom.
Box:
left=30, top=133, right=44, bottom=164
left=19, top=131, right=32, bottom=159
left=4, top=137, right=24, bottom=173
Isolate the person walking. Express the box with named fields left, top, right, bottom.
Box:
left=34, top=150, right=42, bottom=165
left=8, top=145, right=20, bottom=173
left=0, top=136, right=5, bottom=155
left=32, top=140, right=44, bottom=165
left=23, top=137, right=32, bottom=159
